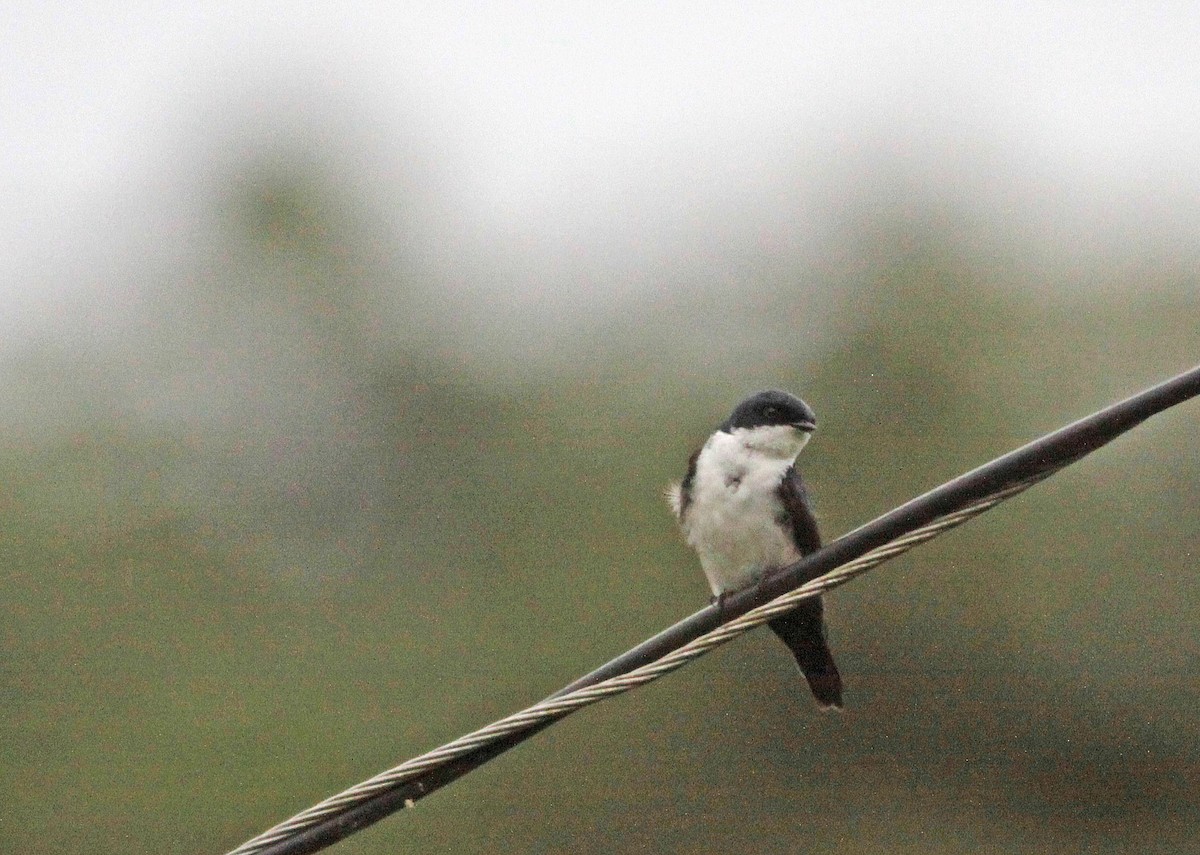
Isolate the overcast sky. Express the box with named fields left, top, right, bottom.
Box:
left=4, top=2, right=1200, bottom=337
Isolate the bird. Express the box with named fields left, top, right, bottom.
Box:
left=667, top=390, right=843, bottom=709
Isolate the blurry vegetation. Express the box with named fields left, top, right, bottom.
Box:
left=2, top=153, right=1199, bottom=855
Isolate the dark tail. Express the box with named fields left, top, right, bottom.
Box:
left=767, top=598, right=843, bottom=710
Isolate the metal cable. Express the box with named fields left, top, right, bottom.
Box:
left=226, top=361, right=1200, bottom=855
left=227, top=474, right=1044, bottom=855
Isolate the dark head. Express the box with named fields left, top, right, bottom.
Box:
left=719, top=390, right=817, bottom=434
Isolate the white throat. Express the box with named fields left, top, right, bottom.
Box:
left=728, top=424, right=810, bottom=459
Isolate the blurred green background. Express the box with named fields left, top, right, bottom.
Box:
left=3, top=6, right=1200, bottom=855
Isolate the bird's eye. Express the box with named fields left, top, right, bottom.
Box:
left=764, top=406, right=779, bottom=419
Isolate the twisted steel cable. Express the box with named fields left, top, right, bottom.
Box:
left=226, top=363, right=1200, bottom=855
left=229, top=475, right=1040, bottom=855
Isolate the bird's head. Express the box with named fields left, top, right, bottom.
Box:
left=719, top=390, right=817, bottom=458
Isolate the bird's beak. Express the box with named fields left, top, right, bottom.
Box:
left=792, top=420, right=817, bottom=433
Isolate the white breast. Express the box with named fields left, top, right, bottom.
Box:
left=680, top=427, right=804, bottom=596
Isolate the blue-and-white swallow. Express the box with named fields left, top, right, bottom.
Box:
left=668, top=390, right=843, bottom=709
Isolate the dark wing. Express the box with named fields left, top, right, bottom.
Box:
left=768, top=465, right=844, bottom=709
left=674, top=448, right=701, bottom=520
left=776, top=464, right=821, bottom=555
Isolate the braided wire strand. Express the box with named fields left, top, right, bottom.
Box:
left=227, top=472, right=1045, bottom=855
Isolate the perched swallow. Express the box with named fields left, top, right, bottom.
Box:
left=668, top=390, right=843, bottom=709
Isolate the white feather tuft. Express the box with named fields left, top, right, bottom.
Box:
left=665, top=482, right=684, bottom=519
